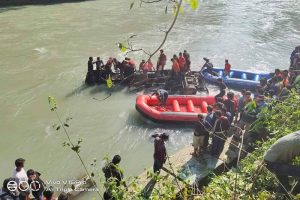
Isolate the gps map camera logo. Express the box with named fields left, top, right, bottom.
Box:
left=7, top=180, right=41, bottom=192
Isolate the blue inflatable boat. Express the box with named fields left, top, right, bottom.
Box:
left=202, top=68, right=271, bottom=90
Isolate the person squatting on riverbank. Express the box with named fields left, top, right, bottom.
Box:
left=152, top=133, right=169, bottom=173
left=102, top=155, right=127, bottom=200
left=264, top=131, right=300, bottom=194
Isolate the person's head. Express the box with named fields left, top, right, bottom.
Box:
left=197, top=114, right=204, bottom=120
left=58, top=192, right=69, bottom=200
left=260, top=78, right=267, bottom=86
left=221, top=107, right=227, bottom=114
left=245, top=91, right=251, bottom=98
left=227, top=92, right=234, bottom=100
left=171, top=58, right=174, bottom=62
left=15, top=158, right=25, bottom=170
left=112, top=155, right=121, bottom=165
left=141, top=59, right=145, bottom=63
left=214, top=110, right=222, bottom=118
left=282, top=71, right=288, bottom=78
left=184, top=50, right=187, bottom=53
left=179, top=52, right=182, bottom=56
left=89, top=57, right=93, bottom=61
left=173, top=54, right=177, bottom=59
left=27, top=169, right=35, bottom=179
left=2, top=178, right=16, bottom=192
left=97, top=57, right=100, bottom=60
left=268, top=89, right=275, bottom=97
left=241, top=89, right=246, bottom=96
left=113, top=58, right=117, bottom=62
left=160, top=49, right=164, bottom=54
left=275, top=69, right=281, bottom=75
left=225, top=59, right=228, bottom=64
left=207, top=105, right=213, bottom=113
left=43, top=189, right=54, bottom=200
left=161, top=132, right=169, bottom=141
left=203, top=57, right=209, bottom=62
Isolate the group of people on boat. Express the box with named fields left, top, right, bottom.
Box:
left=85, top=56, right=137, bottom=85
left=0, top=158, right=69, bottom=200
left=85, top=49, right=192, bottom=86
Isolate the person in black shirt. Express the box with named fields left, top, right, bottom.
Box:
left=88, top=57, right=94, bottom=72
left=102, top=155, right=126, bottom=200
left=215, top=78, right=227, bottom=101
left=223, top=92, right=236, bottom=123
left=211, top=110, right=230, bottom=156
left=27, top=169, right=45, bottom=200
left=201, top=57, right=214, bottom=75
left=193, top=114, right=210, bottom=156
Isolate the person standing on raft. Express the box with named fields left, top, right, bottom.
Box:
left=201, top=57, right=214, bottom=75
left=224, top=59, right=231, bottom=76
left=157, top=49, right=167, bottom=76
left=151, top=133, right=169, bottom=173
left=151, top=89, right=169, bottom=106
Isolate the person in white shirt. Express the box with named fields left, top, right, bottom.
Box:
left=12, top=158, right=28, bottom=200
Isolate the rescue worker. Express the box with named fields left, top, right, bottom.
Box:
left=224, top=59, right=231, bottom=76
left=151, top=89, right=169, bottom=106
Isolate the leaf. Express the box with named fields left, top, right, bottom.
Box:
left=165, top=5, right=168, bottom=14
left=64, top=123, right=69, bottom=127
left=130, top=1, right=134, bottom=10
left=91, top=172, right=95, bottom=177
left=71, top=184, right=75, bottom=190
left=48, top=96, right=57, bottom=111
left=179, top=5, right=183, bottom=14
left=56, top=125, right=61, bottom=131
left=190, top=0, right=199, bottom=10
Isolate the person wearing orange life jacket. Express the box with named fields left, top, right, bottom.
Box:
left=144, top=59, right=154, bottom=72
left=171, top=58, right=180, bottom=81
left=224, top=59, right=231, bottom=76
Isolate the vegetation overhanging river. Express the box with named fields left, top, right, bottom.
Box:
left=0, top=0, right=299, bottom=199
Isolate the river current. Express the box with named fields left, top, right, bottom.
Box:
left=0, top=0, right=299, bottom=199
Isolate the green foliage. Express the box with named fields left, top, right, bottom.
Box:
left=202, top=92, right=300, bottom=199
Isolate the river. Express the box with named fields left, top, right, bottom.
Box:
left=0, top=0, right=299, bottom=199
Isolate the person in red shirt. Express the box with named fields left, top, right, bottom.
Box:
left=178, top=52, right=186, bottom=72
left=224, top=59, right=231, bottom=76
left=157, top=49, right=167, bottom=75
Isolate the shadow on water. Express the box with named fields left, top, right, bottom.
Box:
left=65, top=83, right=89, bottom=98
left=0, top=0, right=93, bottom=9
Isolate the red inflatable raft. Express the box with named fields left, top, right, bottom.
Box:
left=135, top=95, right=219, bottom=123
